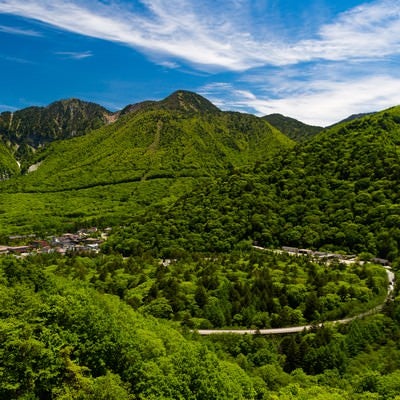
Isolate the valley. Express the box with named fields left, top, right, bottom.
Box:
left=1, top=91, right=400, bottom=399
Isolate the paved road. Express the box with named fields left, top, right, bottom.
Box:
left=197, top=321, right=345, bottom=336
left=196, top=255, right=395, bottom=336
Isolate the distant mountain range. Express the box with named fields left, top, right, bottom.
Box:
left=0, top=91, right=292, bottom=174
left=0, top=91, right=292, bottom=190
left=0, top=98, right=110, bottom=147
left=0, top=90, right=376, bottom=178
left=329, top=111, right=377, bottom=127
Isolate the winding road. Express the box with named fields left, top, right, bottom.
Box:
left=196, top=254, right=395, bottom=336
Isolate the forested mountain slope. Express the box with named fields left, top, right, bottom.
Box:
left=268, top=106, right=400, bottom=258
left=5, top=91, right=292, bottom=192
left=0, top=91, right=293, bottom=234
left=108, top=106, right=400, bottom=261
left=0, top=141, right=18, bottom=179
left=263, top=113, right=323, bottom=142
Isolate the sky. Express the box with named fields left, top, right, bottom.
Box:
left=0, top=0, right=400, bottom=125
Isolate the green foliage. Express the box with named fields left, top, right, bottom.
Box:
left=104, top=106, right=400, bottom=261
left=203, top=298, right=400, bottom=398
left=31, top=251, right=387, bottom=330
left=0, top=140, right=18, bottom=179
left=0, top=177, right=200, bottom=235
left=5, top=103, right=291, bottom=193
left=0, top=91, right=292, bottom=234
left=2, top=93, right=400, bottom=399
left=263, top=113, right=323, bottom=142
left=0, top=256, right=257, bottom=399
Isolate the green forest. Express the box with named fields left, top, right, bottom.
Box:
left=1, top=252, right=399, bottom=399
left=1, top=91, right=400, bottom=398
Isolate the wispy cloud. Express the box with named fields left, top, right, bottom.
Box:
left=0, top=53, right=34, bottom=64
left=158, top=60, right=180, bottom=69
left=1, top=0, right=400, bottom=124
left=0, top=24, right=41, bottom=36
left=200, top=75, right=400, bottom=126
left=0, top=0, right=257, bottom=70
left=55, top=51, right=93, bottom=59
left=0, top=103, right=17, bottom=111
left=294, top=0, right=400, bottom=62
left=0, top=0, right=399, bottom=71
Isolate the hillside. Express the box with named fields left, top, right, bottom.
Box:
left=0, top=255, right=258, bottom=399
left=0, top=91, right=293, bottom=234
left=7, top=91, right=292, bottom=193
left=263, top=113, right=323, bottom=141
left=330, top=111, right=377, bottom=127
left=3, top=92, right=400, bottom=259
left=107, top=105, right=400, bottom=261
left=0, top=141, right=19, bottom=179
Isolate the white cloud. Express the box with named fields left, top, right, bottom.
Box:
left=0, top=0, right=399, bottom=70
left=0, top=24, right=41, bottom=36
left=264, top=76, right=400, bottom=126
left=0, top=0, right=258, bottom=70
left=56, top=51, right=93, bottom=59
left=200, top=76, right=400, bottom=126
left=294, top=0, right=400, bottom=62
left=157, top=60, right=180, bottom=69
left=2, top=0, right=400, bottom=124
left=0, top=54, right=34, bottom=64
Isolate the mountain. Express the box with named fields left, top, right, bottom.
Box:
left=263, top=113, right=323, bottom=141
left=3, top=90, right=400, bottom=255
left=118, top=90, right=220, bottom=117
left=0, top=92, right=284, bottom=173
left=9, top=91, right=292, bottom=192
left=1, top=94, right=400, bottom=400
left=118, top=100, right=157, bottom=117
left=0, top=98, right=112, bottom=166
left=107, top=105, right=400, bottom=260
left=0, top=90, right=293, bottom=234
left=157, top=90, right=221, bottom=114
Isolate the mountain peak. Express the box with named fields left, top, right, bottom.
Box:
left=160, top=90, right=220, bottom=114
left=0, top=98, right=112, bottom=152
left=47, top=98, right=111, bottom=114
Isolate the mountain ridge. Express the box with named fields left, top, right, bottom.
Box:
left=0, top=98, right=112, bottom=146
left=2, top=91, right=292, bottom=194
left=263, top=113, right=323, bottom=142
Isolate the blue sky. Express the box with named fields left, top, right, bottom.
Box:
left=0, top=0, right=400, bottom=125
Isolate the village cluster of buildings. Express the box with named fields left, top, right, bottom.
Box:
left=0, top=227, right=111, bottom=257
left=281, top=246, right=391, bottom=266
